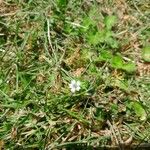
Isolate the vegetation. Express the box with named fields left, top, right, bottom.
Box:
left=0, top=0, right=150, bottom=149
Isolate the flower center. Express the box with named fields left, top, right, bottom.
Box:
left=72, top=83, right=78, bottom=89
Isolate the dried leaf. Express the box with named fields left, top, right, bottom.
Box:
left=72, top=67, right=85, bottom=77
left=65, top=48, right=80, bottom=66
left=137, top=62, right=150, bottom=76
left=36, top=73, right=45, bottom=83
left=124, top=136, right=133, bottom=146
left=0, top=140, right=4, bottom=150
left=11, top=127, right=17, bottom=139
left=0, top=0, right=3, bottom=4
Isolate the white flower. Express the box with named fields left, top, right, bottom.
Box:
left=69, top=80, right=81, bottom=93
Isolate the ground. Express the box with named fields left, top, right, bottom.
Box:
left=0, top=0, right=150, bottom=149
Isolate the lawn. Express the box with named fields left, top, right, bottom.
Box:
left=0, top=0, right=150, bottom=149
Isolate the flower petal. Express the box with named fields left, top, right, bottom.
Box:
left=71, top=87, right=76, bottom=93
left=69, top=83, right=73, bottom=89
left=76, top=81, right=81, bottom=86
left=71, top=80, right=76, bottom=85
left=76, top=86, right=80, bottom=91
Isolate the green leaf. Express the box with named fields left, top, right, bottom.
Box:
left=57, top=0, right=68, bottom=8
left=111, top=55, right=124, bottom=69
left=98, top=29, right=112, bottom=43
left=113, top=79, right=130, bottom=92
left=110, top=55, right=136, bottom=73
left=89, top=63, right=97, bottom=73
left=111, top=103, right=118, bottom=115
left=82, top=6, right=99, bottom=32
left=87, top=32, right=101, bottom=45
left=104, top=15, right=117, bottom=30
left=89, top=6, right=99, bottom=23
left=99, top=50, right=113, bottom=61
left=82, top=17, right=95, bottom=32
left=95, top=107, right=105, bottom=121
left=142, top=46, right=150, bottom=62
left=104, top=30, right=113, bottom=39
left=0, top=79, right=2, bottom=84
left=62, top=109, right=90, bottom=126
left=122, top=62, right=136, bottom=73
left=131, top=101, right=147, bottom=121
left=87, top=29, right=111, bottom=45
left=106, top=37, right=119, bottom=48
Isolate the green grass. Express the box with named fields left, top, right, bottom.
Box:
left=0, top=0, right=150, bottom=149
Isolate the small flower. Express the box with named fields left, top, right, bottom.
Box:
left=69, top=80, right=81, bottom=93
